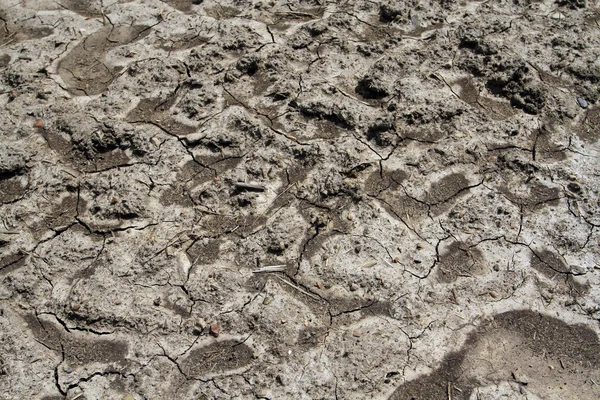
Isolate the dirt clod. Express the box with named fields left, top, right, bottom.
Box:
left=209, top=323, right=220, bottom=338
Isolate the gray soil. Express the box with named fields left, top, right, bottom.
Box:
left=1, top=0, right=600, bottom=399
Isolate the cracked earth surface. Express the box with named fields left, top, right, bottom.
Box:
left=1, top=0, right=600, bottom=399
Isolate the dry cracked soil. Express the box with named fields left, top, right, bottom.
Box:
left=1, top=0, right=600, bottom=399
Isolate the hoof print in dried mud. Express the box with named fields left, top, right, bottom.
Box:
left=160, top=0, right=205, bottom=14
left=0, top=148, right=29, bottom=203
left=436, top=241, right=483, bottom=283
left=0, top=10, right=53, bottom=45
left=530, top=248, right=589, bottom=294
left=0, top=252, right=27, bottom=276
left=391, top=310, right=600, bottom=400
left=180, top=340, right=253, bottom=378
left=58, top=25, right=152, bottom=96
left=24, top=313, right=128, bottom=366
left=60, top=0, right=105, bottom=18
left=1, top=0, right=600, bottom=399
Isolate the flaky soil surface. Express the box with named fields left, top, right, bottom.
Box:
left=1, top=1, right=600, bottom=399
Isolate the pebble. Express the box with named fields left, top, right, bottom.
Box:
left=209, top=323, right=220, bottom=337
left=262, top=296, right=272, bottom=305
left=276, top=375, right=287, bottom=386
left=33, top=119, right=44, bottom=128
left=512, top=370, right=530, bottom=385
left=347, top=212, right=355, bottom=221
left=352, top=330, right=361, bottom=338
left=350, top=283, right=359, bottom=292
left=577, top=97, right=588, bottom=108
left=123, top=395, right=134, bottom=400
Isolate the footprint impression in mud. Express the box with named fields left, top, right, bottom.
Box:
left=57, top=25, right=152, bottom=95
left=391, top=310, right=600, bottom=400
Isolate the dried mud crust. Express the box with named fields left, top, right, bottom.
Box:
left=1, top=0, right=599, bottom=399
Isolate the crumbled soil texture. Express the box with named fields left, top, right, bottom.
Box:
left=1, top=1, right=600, bottom=399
